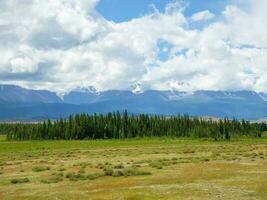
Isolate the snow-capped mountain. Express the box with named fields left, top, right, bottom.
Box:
left=71, top=86, right=99, bottom=94
left=131, top=83, right=143, bottom=94
left=259, top=93, right=267, bottom=101
left=0, top=84, right=267, bottom=120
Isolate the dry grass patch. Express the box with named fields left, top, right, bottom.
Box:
left=0, top=139, right=267, bottom=200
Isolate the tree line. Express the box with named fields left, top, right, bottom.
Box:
left=0, top=123, right=17, bottom=135
left=5, top=111, right=267, bottom=141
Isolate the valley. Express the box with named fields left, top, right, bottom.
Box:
left=0, top=137, right=267, bottom=200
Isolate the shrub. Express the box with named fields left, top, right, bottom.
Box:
left=65, top=172, right=86, bottom=181
left=149, top=161, right=163, bottom=169
left=41, top=173, right=63, bottom=184
left=202, top=158, right=210, bottom=162
left=103, top=168, right=114, bottom=176
left=126, top=168, right=151, bottom=176
left=132, top=164, right=141, bottom=168
left=32, top=166, right=50, bottom=172
left=78, top=169, right=85, bottom=174
left=114, top=164, right=124, bottom=169
left=11, top=178, right=30, bottom=184
left=87, top=172, right=105, bottom=180
left=114, top=168, right=152, bottom=177
left=183, top=149, right=195, bottom=154
left=52, top=172, right=64, bottom=177
left=65, top=172, right=74, bottom=178
left=79, top=162, right=90, bottom=169
left=96, top=163, right=105, bottom=169
left=58, top=168, right=66, bottom=172
left=112, top=170, right=125, bottom=177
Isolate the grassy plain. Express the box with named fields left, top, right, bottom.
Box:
left=0, top=136, right=267, bottom=200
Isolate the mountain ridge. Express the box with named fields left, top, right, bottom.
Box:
left=0, top=84, right=267, bottom=120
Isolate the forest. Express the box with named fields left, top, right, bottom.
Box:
left=0, top=123, right=17, bottom=135
left=5, top=111, right=267, bottom=141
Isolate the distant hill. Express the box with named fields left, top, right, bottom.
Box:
left=0, top=85, right=62, bottom=104
left=0, top=84, right=267, bottom=120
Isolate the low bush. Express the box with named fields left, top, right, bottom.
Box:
left=32, top=166, right=50, bottom=172
left=112, top=170, right=125, bottom=177
left=127, top=168, right=151, bottom=176
left=78, top=169, right=85, bottom=174
left=114, top=164, right=124, bottom=169
left=11, top=178, right=30, bottom=184
left=149, top=161, right=163, bottom=169
left=113, top=168, right=152, bottom=177
left=79, top=162, right=91, bottom=169
left=65, top=172, right=86, bottom=181
left=103, top=168, right=114, bottom=176
left=87, top=172, right=105, bottom=180
left=41, top=176, right=63, bottom=184
left=41, top=172, right=64, bottom=184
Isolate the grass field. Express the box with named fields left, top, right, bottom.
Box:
left=0, top=136, right=267, bottom=200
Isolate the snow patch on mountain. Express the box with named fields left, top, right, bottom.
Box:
left=131, top=83, right=143, bottom=94
left=259, top=93, right=267, bottom=101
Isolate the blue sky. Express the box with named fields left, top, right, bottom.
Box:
left=0, top=0, right=266, bottom=93
left=97, top=0, right=229, bottom=22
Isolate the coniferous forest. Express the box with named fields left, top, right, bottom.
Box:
left=5, top=111, right=267, bottom=141
left=0, top=123, right=17, bottom=135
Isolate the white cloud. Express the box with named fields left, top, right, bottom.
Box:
left=0, top=0, right=267, bottom=93
left=191, top=10, right=215, bottom=22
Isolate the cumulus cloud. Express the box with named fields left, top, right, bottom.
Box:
left=0, top=0, right=267, bottom=93
left=191, top=10, right=215, bottom=22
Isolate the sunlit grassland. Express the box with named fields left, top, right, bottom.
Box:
left=0, top=136, right=267, bottom=200
left=0, top=134, right=6, bottom=141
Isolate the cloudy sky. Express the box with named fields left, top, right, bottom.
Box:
left=0, top=0, right=266, bottom=93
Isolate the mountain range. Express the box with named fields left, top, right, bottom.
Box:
left=0, top=84, right=267, bottom=120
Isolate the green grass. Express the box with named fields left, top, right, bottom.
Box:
left=0, top=137, right=266, bottom=200
left=1, top=136, right=267, bottom=154
left=40, top=173, right=63, bottom=184
left=0, top=134, right=6, bottom=141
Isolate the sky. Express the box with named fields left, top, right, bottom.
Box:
left=0, top=0, right=266, bottom=94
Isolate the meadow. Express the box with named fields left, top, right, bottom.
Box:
left=0, top=135, right=267, bottom=200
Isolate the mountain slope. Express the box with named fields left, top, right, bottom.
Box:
left=0, top=84, right=267, bottom=120
left=0, top=85, right=62, bottom=104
